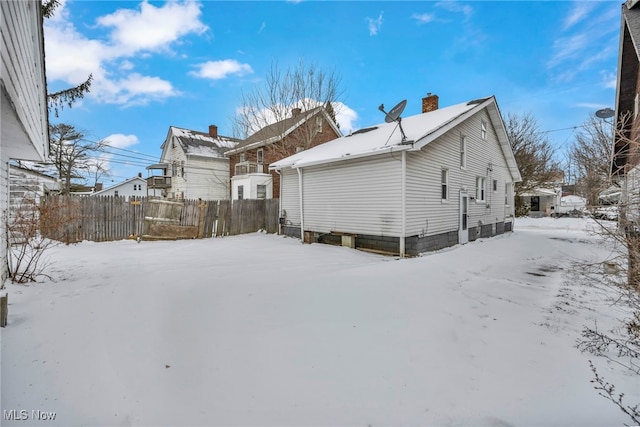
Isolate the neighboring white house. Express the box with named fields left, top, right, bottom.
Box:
left=92, top=175, right=147, bottom=200
left=147, top=125, right=240, bottom=200
left=270, top=94, right=521, bottom=257
left=1, top=1, right=50, bottom=280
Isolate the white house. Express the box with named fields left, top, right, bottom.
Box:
left=1, top=1, right=50, bottom=280
left=92, top=175, right=147, bottom=199
left=270, top=94, right=521, bottom=257
left=147, top=125, right=240, bottom=200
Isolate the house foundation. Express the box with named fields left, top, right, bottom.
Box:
left=283, top=221, right=514, bottom=256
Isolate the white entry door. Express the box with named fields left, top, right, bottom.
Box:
left=459, top=192, right=469, bottom=244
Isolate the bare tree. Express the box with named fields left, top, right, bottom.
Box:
left=505, top=112, right=561, bottom=215
left=568, top=114, right=613, bottom=206
left=49, top=124, right=105, bottom=194
left=231, top=60, right=343, bottom=157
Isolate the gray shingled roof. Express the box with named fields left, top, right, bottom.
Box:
left=226, top=107, right=325, bottom=154
left=623, top=2, right=640, bottom=58
left=166, top=126, right=241, bottom=159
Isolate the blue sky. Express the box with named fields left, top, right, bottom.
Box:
left=44, top=0, right=620, bottom=184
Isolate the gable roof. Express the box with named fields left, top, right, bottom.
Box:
left=161, top=126, right=240, bottom=160
left=270, top=96, right=521, bottom=182
left=613, top=1, right=640, bottom=174
left=225, top=107, right=342, bottom=155
left=92, top=176, right=146, bottom=196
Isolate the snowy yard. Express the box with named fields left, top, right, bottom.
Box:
left=1, top=218, right=639, bottom=426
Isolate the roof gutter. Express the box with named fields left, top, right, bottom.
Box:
left=273, top=144, right=413, bottom=171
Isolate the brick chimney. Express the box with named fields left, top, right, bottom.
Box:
left=292, top=108, right=302, bottom=118
left=208, top=125, right=218, bottom=138
left=422, top=93, right=439, bottom=113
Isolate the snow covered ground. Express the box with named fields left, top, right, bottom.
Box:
left=1, top=217, right=638, bottom=426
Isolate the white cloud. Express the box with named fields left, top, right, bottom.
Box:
left=547, top=33, right=588, bottom=69
left=601, top=71, right=617, bottom=90
left=43, top=1, right=207, bottom=107
left=94, top=73, right=179, bottom=106
left=367, top=12, right=384, bottom=36
left=563, top=2, right=596, bottom=31
left=435, top=1, right=473, bottom=19
left=96, top=1, right=207, bottom=56
left=103, top=134, right=139, bottom=149
left=412, top=13, right=436, bottom=24
left=333, top=103, right=358, bottom=135
left=190, top=60, right=254, bottom=80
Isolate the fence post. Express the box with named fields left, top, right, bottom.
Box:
left=1, top=293, right=8, bottom=327
left=198, top=199, right=206, bottom=238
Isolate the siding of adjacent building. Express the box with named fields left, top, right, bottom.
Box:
left=1, top=1, right=49, bottom=281
left=280, top=168, right=300, bottom=227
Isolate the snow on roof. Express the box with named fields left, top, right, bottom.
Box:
left=92, top=176, right=146, bottom=195
left=270, top=99, right=485, bottom=169
left=169, top=126, right=239, bottom=159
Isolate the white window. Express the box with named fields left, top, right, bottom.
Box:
left=238, top=185, right=244, bottom=200
left=505, top=183, right=512, bottom=206
left=240, top=153, right=246, bottom=163
left=171, top=162, right=177, bottom=177
left=257, top=149, right=264, bottom=164
left=441, top=168, right=449, bottom=201
left=476, top=177, right=486, bottom=201
left=481, top=120, right=487, bottom=140
left=460, top=135, right=467, bottom=169
left=257, top=184, right=267, bottom=200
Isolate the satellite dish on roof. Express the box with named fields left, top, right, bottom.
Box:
left=381, top=99, right=407, bottom=123
left=378, top=99, right=412, bottom=144
left=595, top=107, right=614, bottom=119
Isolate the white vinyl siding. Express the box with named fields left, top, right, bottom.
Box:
left=1, top=1, right=48, bottom=281
left=280, top=168, right=300, bottom=226
left=1, top=1, right=48, bottom=161
left=0, top=157, right=7, bottom=281
left=406, top=110, right=515, bottom=236
left=301, top=155, right=402, bottom=236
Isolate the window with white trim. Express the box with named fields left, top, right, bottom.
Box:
left=441, top=168, right=449, bottom=201
left=257, top=148, right=264, bottom=164
left=505, top=183, right=512, bottom=206
left=239, top=153, right=246, bottom=163
left=238, top=185, right=244, bottom=200
left=481, top=120, right=487, bottom=140
left=476, top=177, right=486, bottom=201
left=257, top=184, right=267, bottom=199
left=460, top=135, right=467, bottom=169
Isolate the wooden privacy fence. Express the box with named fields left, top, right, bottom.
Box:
left=41, top=195, right=279, bottom=243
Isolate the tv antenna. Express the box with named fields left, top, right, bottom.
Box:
left=378, top=99, right=412, bottom=144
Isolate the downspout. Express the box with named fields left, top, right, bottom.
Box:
left=400, top=150, right=406, bottom=257
left=297, top=167, right=304, bottom=242
left=275, top=168, right=282, bottom=235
